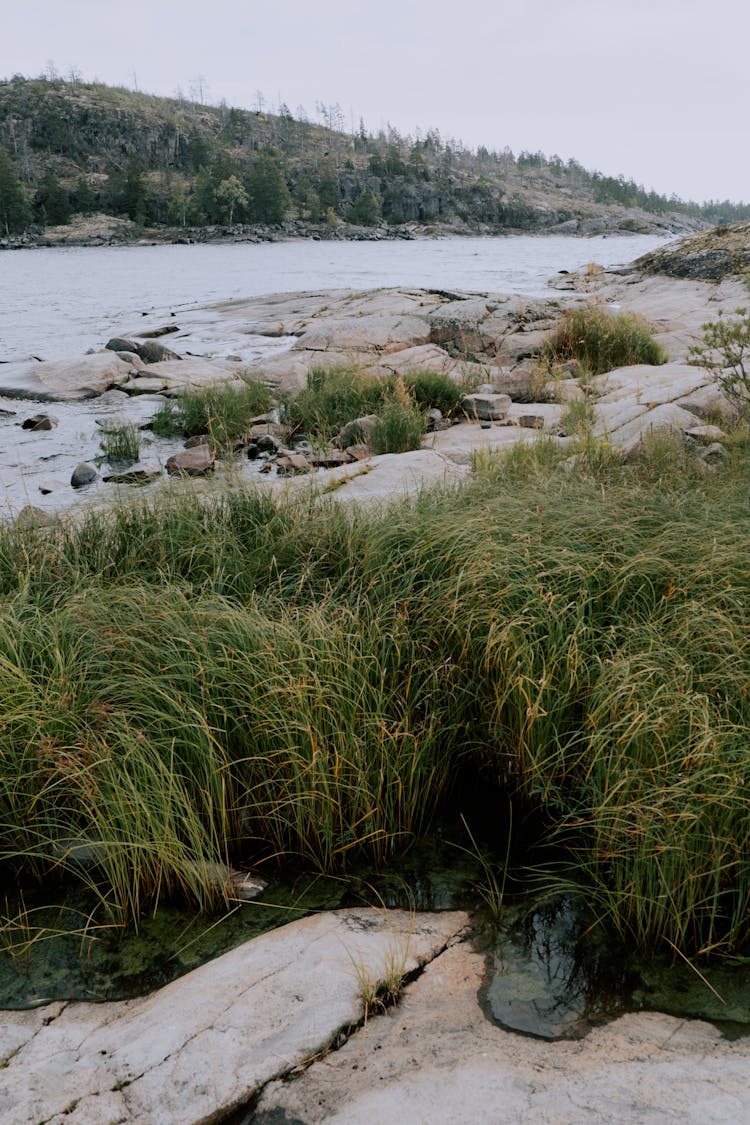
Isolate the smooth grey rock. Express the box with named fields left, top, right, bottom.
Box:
left=461, top=393, right=512, bottom=421
left=0, top=908, right=466, bottom=1125
left=0, top=353, right=136, bottom=401
left=335, top=414, right=379, bottom=448
left=699, top=441, right=730, bottom=463
left=38, top=480, right=65, bottom=495
left=70, top=462, right=98, bottom=487
left=276, top=453, right=312, bottom=475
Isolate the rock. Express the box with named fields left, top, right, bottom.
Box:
left=165, top=449, right=215, bottom=476
left=255, top=432, right=281, bottom=454
left=699, top=441, right=730, bottom=463
left=295, top=314, right=431, bottom=354
left=246, top=443, right=260, bottom=460
left=607, top=403, right=706, bottom=456
left=334, top=414, right=379, bottom=448
left=518, top=414, right=546, bottom=429
left=135, top=340, right=181, bottom=364
left=137, top=324, right=180, bottom=338
left=21, top=413, right=58, bottom=431
left=70, top=462, right=98, bottom=487
left=461, top=393, right=512, bottom=421
left=684, top=424, right=728, bottom=444
left=276, top=453, right=312, bottom=475
left=343, top=443, right=372, bottom=461
left=307, top=450, right=353, bottom=469
left=118, top=375, right=170, bottom=394
left=230, top=870, right=268, bottom=901
left=0, top=909, right=466, bottom=1125
left=183, top=434, right=210, bottom=449
left=102, top=463, right=162, bottom=484
left=38, top=480, right=65, bottom=495
left=14, top=505, right=53, bottom=528
left=0, top=353, right=137, bottom=402
left=106, top=337, right=181, bottom=363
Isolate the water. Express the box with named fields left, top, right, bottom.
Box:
left=0, top=233, right=670, bottom=516
left=0, top=233, right=669, bottom=362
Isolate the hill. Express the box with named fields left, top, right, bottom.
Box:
left=1, top=75, right=747, bottom=245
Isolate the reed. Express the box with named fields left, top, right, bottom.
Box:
left=1, top=437, right=749, bottom=958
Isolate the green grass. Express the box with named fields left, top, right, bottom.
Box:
left=371, top=378, right=427, bottom=454
left=99, top=423, right=141, bottom=464
left=1, top=439, right=750, bottom=960
left=151, top=378, right=273, bottom=453
left=543, top=304, right=667, bottom=375
left=282, top=365, right=391, bottom=440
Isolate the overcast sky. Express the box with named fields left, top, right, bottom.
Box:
left=3, top=0, right=748, bottom=204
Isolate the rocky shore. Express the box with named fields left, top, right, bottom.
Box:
left=2, top=230, right=750, bottom=1122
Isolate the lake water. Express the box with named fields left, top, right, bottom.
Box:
left=0, top=233, right=670, bottom=362
left=0, top=233, right=671, bottom=516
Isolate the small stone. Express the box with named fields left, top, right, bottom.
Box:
left=277, top=453, right=312, bottom=476
left=22, top=413, right=58, bottom=431
left=184, top=434, right=210, bottom=449
left=38, top=480, right=65, bottom=495
left=246, top=443, right=260, bottom=460
left=256, top=433, right=281, bottom=454
left=71, top=462, right=98, bottom=488
left=519, top=414, right=545, bottom=429
left=230, top=869, right=268, bottom=901
left=699, top=441, right=729, bottom=463
left=102, top=463, right=162, bottom=484
left=344, top=444, right=372, bottom=462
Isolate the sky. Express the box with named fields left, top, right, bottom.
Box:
left=3, top=0, right=749, bottom=204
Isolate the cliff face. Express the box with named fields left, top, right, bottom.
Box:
left=636, top=221, right=750, bottom=280
left=0, top=76, right=721, bottom=243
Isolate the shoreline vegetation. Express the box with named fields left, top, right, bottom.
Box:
left=4, top=74, right=747, bottom=252
left=2, top=308, right=750, bottom=968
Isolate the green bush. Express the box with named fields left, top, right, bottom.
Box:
left=543, top=305, right=667, bottom=374
left=688, top=304, right=750, bottom=412
left=2, top=438, right=750, bottom=959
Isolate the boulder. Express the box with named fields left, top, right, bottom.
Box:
left=276, top=453, right=312, bottom=476
left=165, top=449, right=215, bottom=476
left=294, top=314, right=431, bottom=354
left=21, top=413, right=58, bottom=431
left=0, top=353, right=137, bottom=402
left=70, top=462, right=98, bottom=488
left=334, top=414, right=380, bottom=448
left=461, top=393, right=512, bottom=421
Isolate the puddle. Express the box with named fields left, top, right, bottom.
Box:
left=481, top=895, right=750, bottom=1041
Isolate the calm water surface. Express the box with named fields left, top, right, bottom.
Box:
left=0, top=233, right=670, bottom=361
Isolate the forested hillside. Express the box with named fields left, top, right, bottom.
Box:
left=1, top=75, right=748, bottom=242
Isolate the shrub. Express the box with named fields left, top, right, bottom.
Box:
left=543, top=305, right=667, bottom=375
left=688, top=304, right=750, bottom=413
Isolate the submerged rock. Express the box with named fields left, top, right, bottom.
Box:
left=166, top=448, right=215, bottom=476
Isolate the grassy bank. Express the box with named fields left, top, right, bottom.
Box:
left=1, top=437, right=749, bottom=960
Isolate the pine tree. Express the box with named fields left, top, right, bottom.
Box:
left=246, top=152, right=291, bottom=224
left=0, top=145, right=31, bottom=236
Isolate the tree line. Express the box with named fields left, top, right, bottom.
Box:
left=1, top=74, right=748, bottom=239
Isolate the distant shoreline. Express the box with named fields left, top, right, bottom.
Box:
left=0, top=211, right=700, bottom=253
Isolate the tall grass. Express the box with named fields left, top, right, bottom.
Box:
left=151, top=378, right=273, bottom=452
left=283, top=365, right=390, bottom=440
left=543, top=304, right=667, bottom=374
left=1, top=441, right=749, bottom=957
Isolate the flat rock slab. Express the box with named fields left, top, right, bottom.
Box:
left=0, top=908, right=467, bottom=1125
left=254, top=941, right=750, bottom=1125
left=0, top=353, right=138, bottom=401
